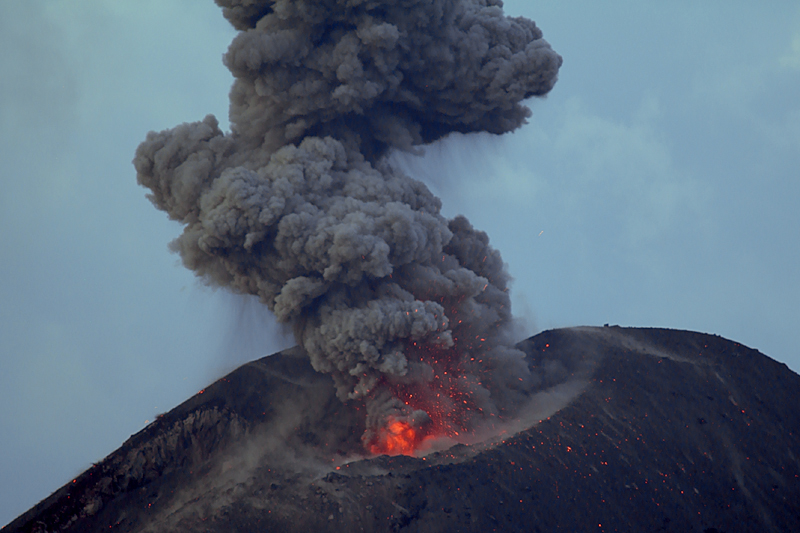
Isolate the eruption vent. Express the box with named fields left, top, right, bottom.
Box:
left=134, top=0, right=561, bottom=455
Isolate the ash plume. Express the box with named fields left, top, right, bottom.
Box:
left=134, top=0, right=561, bottom=453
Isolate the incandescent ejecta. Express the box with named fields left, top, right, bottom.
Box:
left=134, top=0, right=561, bottom=455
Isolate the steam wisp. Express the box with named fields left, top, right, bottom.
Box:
left=134, top=0, right=561, bottom=454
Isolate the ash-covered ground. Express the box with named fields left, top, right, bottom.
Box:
left=5, top=326, right=799, bottom=533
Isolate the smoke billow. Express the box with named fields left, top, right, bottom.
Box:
left=134, top=0, right=561, bottom=454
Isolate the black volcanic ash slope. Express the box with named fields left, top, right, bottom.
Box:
left=3, top=327, right=799, bottom=533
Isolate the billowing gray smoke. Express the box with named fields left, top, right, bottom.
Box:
left=134, top=0, right=561, bottom=453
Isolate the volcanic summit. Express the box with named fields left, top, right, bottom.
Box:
left=4, top=326, right=800, bottom=532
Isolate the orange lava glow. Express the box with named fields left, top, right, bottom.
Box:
left=368, top=418, right=424, bottom=456
left=366, top=289, right=507, bottom=456
left=365, top=341, right=489, bottom=455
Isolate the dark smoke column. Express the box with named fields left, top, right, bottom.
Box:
left=134, top=0, right=561, bottom=454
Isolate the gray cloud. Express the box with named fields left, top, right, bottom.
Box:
left=134, top=0, right=560, bottom=453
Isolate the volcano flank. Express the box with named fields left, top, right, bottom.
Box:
left=4, top=327, right=799, bottom=532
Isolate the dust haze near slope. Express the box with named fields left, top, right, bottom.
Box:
left=133, top=0, right=561, bottom=450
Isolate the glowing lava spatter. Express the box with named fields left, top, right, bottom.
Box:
left=368, top=417, right=429, bottom=456
left=366, top=341, right=492, bottom=456
left=361, top=242, right=533, bottom=457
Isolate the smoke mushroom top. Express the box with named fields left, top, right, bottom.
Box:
left=134, top=0, right=561, bottom=455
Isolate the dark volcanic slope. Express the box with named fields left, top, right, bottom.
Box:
left=4, top=327, right=799, bottom=533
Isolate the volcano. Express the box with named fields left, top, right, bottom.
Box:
left=4, top=326, right=799, bottom=532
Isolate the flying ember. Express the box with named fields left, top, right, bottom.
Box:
left=134, top=0, right=561, bottom=455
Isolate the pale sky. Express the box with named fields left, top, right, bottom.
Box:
left=2, top=0, right=798, bottom=526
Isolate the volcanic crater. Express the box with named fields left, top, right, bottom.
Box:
left=5, top=326, right=799, bottom=532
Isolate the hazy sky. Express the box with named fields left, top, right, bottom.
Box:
left=2, top=0, right=798, bottom=525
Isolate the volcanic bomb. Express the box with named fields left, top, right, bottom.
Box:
left=133, top=0, right=562, bottom=453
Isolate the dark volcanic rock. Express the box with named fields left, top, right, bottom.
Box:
left=4, top=327, right=799, bottom=532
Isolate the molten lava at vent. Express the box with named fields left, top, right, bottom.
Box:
left=368, top=417, right=428, bottom=456
left=364, top=342, right=492, bottom=455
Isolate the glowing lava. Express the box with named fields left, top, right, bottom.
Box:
left=368, top=417, right=426, bottom=456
